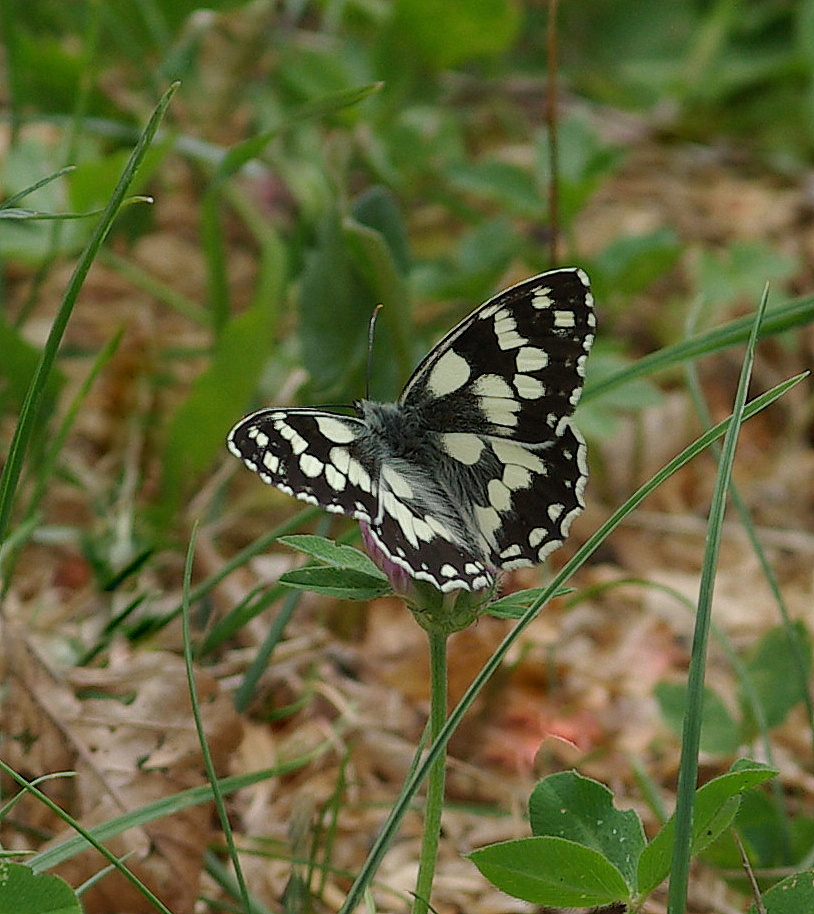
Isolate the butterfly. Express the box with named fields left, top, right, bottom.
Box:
left=228, top=268, right=595, bottom=592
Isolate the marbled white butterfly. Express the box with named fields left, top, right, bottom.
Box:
left=228, top=268, right=595, bottom=592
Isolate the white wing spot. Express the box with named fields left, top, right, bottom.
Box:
left=553, top=310, right=576, bottom=329
left=502, top=557, right=530, bottom=570
left=497, top=330, right=526, bottom=350
left=427, top=348, right=471, bottom=397
left=315, top=415, right=357, bottom=444
left=347, top=457, right=372, bottom=492
left=532, top=288, right=553, bottom=309
left=413, top=516, right=435, bottom=543
left=262, top=452, right=279, bottom=474
left=487, top=478, right=512, bottom=512
left=500, top=543, right=522, bottom=559
left=516, top=346, right=548, bottom=372
left=441, top=432, right=485, bottom=465
left=478, top=302, right=501, bottom=320
left=278, top=423, right=308, bottom=455
left=325, top=464, right=346, bottom=491
left=492, top=311, right=527, bottom=350
left=481, top=398, right=520, bottom=428
left=491, top=439, right=547, bottom=474
left=513, top=374, right=545, bottom=399
left=548, top=503, right=565, bottom=522
left=440, top=564, right=458, bottom=578
left=381, top=465, right=414, bottom=499
left=250, top=428, right=269, bottom=447
left=473, top=374, right=513, bottom=399
left=502, top=463, right=532, bottom=491
left=426, top=515, right=457, bottom=542
left=299, top=454, right=324, bottom=478
left=474, top=504, right=502, bottom=547
left=329, top=447, right=350, bottom=474
left=529, top=527, right=548, bottom=547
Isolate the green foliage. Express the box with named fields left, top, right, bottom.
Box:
left=160, top=299, right=277, bottom=510
left=739, top=620, right=813, bottom=736
left=558, top=0, right=814, bottom=156
left=388, top=0, right=520, bottom=71
left=529, top=772, right=645, bottom=888
left=655, top=622, right=813, bottom=753
left=470, top=762, right=778, bottom=911
left=750, top=872, right=814, bottom=914
left=0, top=861, right=81, bottom=914
left=275, top=534, right=391, bottom=601
left=655, top=681, right=741, bottom=756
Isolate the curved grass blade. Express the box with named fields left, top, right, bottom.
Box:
left=0, top=83, right=179, bottom=549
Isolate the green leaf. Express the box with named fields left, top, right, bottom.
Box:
left=298, top=214, right=375, bottom=402
left=654, top=681, right=741, bottom=756
left=528, top=771, right=645, bottom=889
left=0, top=861, right=81, bottom=914
left=592, top=228, right=681, bottom=300
left=277, top=534, right=385, bottom=578
left=637, top=760, right=778, bottom=896
left=343, top=214, right=414, bottom=396
left=739, top=621, right=812, bottom=733
left=279, top=566, right=392, bottom=600
left=0, top=313, right=63, bottom=414
left=694, top=241, right=799, bottom=312
left=391, top=0, right=521, bottom=70
left=468, top=836, right=630, bottom=907
left=446, top=161, right=541, bottom=218
left=485, top=587, right=552, bottom=619
left=211, top=83, right=382, bottom=188
left=750, top=871, right=814, bottom=914
left=161, top=299, right=275, bottom=508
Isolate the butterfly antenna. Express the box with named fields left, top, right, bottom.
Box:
left=366, top=304, right=384, bottom=399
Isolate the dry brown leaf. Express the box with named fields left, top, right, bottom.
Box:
left=0, top=633, right=241, bottom=914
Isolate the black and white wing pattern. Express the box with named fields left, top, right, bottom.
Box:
left=228, top=267, right=595, bottom=592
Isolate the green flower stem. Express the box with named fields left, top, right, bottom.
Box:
left=412, top=624, right=448, bottom=914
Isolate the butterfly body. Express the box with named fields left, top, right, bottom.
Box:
left=228, top=268, right=595, bottom=592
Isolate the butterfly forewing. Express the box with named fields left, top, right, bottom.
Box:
left=401, top=269, right=594, bottom=442
left=228, top=268, right=595, bottom=593
left=227, top=408, right=378, bottom=521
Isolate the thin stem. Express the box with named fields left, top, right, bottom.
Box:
left=412, top=626, right=448, bottom=914
left=545, top=0, right=560, bottom=265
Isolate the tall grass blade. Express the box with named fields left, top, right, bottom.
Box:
left=0, top=83, right=178, bottom=549
left=667, top=287, right=771, bottom=914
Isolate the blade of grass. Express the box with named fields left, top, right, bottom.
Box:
left=1, top=329, right=124, bottom=595
left=182, top=523, right=251, bottom=913
left=0, top=167, right=77, bottom=210
left=100, top=249, right=211, bottom=326
left=16, top=0, right=104, bottom=328
left=667, top=287, right=770, bottom=914
left=0, top=758, right=174, bottom=914
left=684, top=349, right=802, bottom=862
left=136, top=505, right=320, bottom=641
left=234, top=588, right=301, bottom=712
left=28, top=754, right=330, bottom=874
left=336, top=371, right=805, bottom=913
left=0, top=83, right=179, bottom=549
